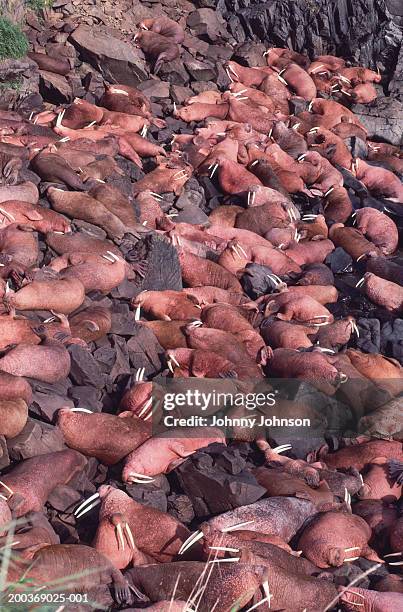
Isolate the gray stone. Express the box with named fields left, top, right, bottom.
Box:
left=137, top=79, right=170, bottom=99
left=7, top=419, right=65, bottom=461
left=184, top=58, right=217, bottom=82
left=39, top=70, right=72, bottom=104
left=0, top=436, right=10, bottom=470
left=157, top=58, right=189, bottom=86
left=31, top=392, right=74, bottom=423
left=68, top=344, right=106, bottom=388
left=353, top=96, right=403, bottom=146
left=69, top=25, right=148, bottom=87
left=187, top=9, right=231, bottom=44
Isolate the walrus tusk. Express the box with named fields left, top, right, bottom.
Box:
left=178, top=530, right=204, bottom=554
left=221, top=520, right=254, bottom=533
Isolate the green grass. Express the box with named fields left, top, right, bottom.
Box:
left=0, top=77, right=23, bottom=91
left=0, top=17, right=28, bottom=60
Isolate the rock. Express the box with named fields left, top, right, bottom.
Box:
left=175, top=444, right=266, bottom=517
left=39, top=70, right=72, bottom=104
left=352, top=97, right=403, bottom=145
left=170, top=84, right=193, bottom=104
left=125, top=482, right=168, bottom=512
left=206, top=44, right=234, bottom=62
left=388, top=41, right=403, bottom=101
left=191, top=80, right=219, bottom=94
left=68, top=385, right=103, bottom=412
left=106, top=335, right=131, bottom=382
left=110, top=304, right=138, bottom=336
left=0, top=436, right=10, bottom=470
left=232, top=41, right=267, bottom=67
left=68, top=345, right=106, bottom=388
left=157, top=58, right=190, bottom=85
left=69, top=25, right=148, bottom=87
left=182, top=33, right=210, bottom=57
left=126, top=326, right=163, bottom=375
left=221, top=0, right=398, bottom=81
left=48, top=485, right=81, bottom=513
left=167, top=493, right=195, bottom=524
left=184, top=57, right=217, bottom=81
left=7, top=419, right=65, bottom=461
left=31, top=392, right=74, bottom=423
left=126, top=233, right=183, bottom=292
left=138, top=79, right=170, bottom=99
left=187, top=8, right=232, bottom=44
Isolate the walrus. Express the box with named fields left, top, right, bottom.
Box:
left=131, top=163, right=191, bottom=196
left=132, top=290, right=201, bottom=321
left=3, top=277, right=85, bottom=315
left=178, top=250, right=243, bottom=293
left=356, top=272, right=403, bottom=312
left=134, top=30, right=180, bottom=74
left=126, top=561, right=270, bottom=612
left=85, top=485, right=197, bottom=568
left=69, top=305, right=112, bottom=343
left=0, top=335, right=71, bottom=383
left=355, top=207, right=398, bottom=255
left=30, top=152, right=86, bottom=190
left=183, top=326, right=264, bottom=379
left=57, top=408, right=151, bottom=465
left=0, top=200, right=71, bottom=234
left=48, top=252, right=127, bottom=294
left=353, top=158, right=403, bottom=201
left=297, top=511, right=383, bottom=568
left=139, top=16, right=185, bottom=44
left=0, top=223, right=39, bottom=283
left=0, top=449, right=87, bottom=517
left=328, top=223, right=380, bottom=260
left=0, top=371, right=32, bottom=404
left=122, top=427, right=226, bottom=480
left=339, top=586, right=403, bottom=612
left=365, top=255, right=403, bottom=286
left=0, top=398, right=28, bottom=438
left=47, top=187, right=129, bottom=240
left=99, top=83, right=151, bottom=118
left=323, top=186, right=353, bottom=223
left=266, top=348, right=342, bottom=395
left=317, top=439, right=402, bottom=471
left=261, top=319, right=314, bottom=350
left=7, top=543, right=134, bottom=605
left=278, top=62, right=317, bottom=100
left=79, top=156, right=124, bottom=182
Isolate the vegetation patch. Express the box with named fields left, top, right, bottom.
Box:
left=0, top=17, right=28, bottom=60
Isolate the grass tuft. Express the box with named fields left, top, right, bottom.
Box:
left=0, top=17, right=28, bottom=61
